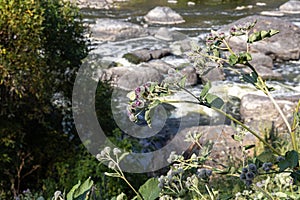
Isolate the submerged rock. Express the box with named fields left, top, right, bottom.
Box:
left=144, top=6, right=185, bottom=24
left=91, top=18, right=148, bottom=41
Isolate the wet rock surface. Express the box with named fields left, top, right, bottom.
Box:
left=279, top=0, right=300, bottom=14
left=91, top=18, right=148, bottom=41
left=144, top=6, right=185, bottom=24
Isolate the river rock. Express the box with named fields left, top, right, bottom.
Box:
left=200, top=67, right=225, bottom=84
left=219, top=15, right=300, bottom=62
left=279, top=0, right=300, bottom=14
left=240, top=94, right=300, bottom=132
left=101, top=66, right=164, bottom=90
left=180, top=66, right=198, bottom=86
left=123, top=48, right=172, bottom=64
left=154, top=27, right=188, bottom=41
left=141, top=60, right=175, bottom=74
left=172, top=125, right=255, bottom=164
left=91, top=18, right=148, bottom=41
left=170, top=39, right=193, bottom=56
left=144, top=6, right=185, bottom=24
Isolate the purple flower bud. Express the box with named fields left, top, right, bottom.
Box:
left=135, top=86, right=145, bottom=96
left=134, top=99, right=144, bottom=108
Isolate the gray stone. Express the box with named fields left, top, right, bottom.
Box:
left=170, top=39, right=193, bottom=56
left=180, top=66, right=198, bottom=86
left=240, top=94, right=300, bottom=132
left=279, top=0, right=300, bottom=14
left=200, top=67, right=225, bottom=84
left=91, top=18, right=148, bottom=42
left=123, top=48, right=171, bottom=64
left=154, top=27, right=188, bottom=41
left=249, top=53, right=273, bottom=69
left=173, top=125, right=255, bottom=164
left=219, top=15, right=300, bottom=62
left=141, top=60, right=174, bottom=74
left=102, top=66, right=164, bottom=90
left=144, top=6, right=185, bottom=25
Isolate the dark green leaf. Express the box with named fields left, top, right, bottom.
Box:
left=73, top=177, right=93, bottom=200
left=205, top=93, right=224, bottom=109
left=278, top=150, right=299, bottom=172
left=138, top=178, right=161, bottom=200
left=240, top=72, right=258, bottom=86
left=256, top=150, right=277, bottom=163
left=291, top=170, right=300, bottom=183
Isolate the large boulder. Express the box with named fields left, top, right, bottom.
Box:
left=219, top=15, right=300, bottom=62
left=279, top=0, right=300, bottom=14
left=102, top=66, right=164, bottom=90
left=240, top=94, right=300, bottom=132
left=144, top=6, right=185, bottom=24
left=172, top=125, right=255, bottom=164
left=91, top=18, right=148, bottom=41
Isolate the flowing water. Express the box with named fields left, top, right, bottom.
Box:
left=80, top=0, right=300, bottom=155
left=81, top=0, right=300, bottom=85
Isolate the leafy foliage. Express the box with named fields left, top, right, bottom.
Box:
left=0, top=0, right=89, bottom=198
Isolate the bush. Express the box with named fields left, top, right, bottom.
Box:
left=0, top=0, right=88, bottom=198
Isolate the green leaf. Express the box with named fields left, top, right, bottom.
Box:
left=256, top=150, right=277, bottom=163
left=291, top=170, right=300, bottom=183
left=241, top=72, right=258, bottom=86
left=67, top=181, right=81, bottom=200
left=138, top=178, right=160, bottom=200
left=145, top=100, right=161, bottom=127
left=205, top=93, right=224, bottom=109
left=200, top=82, right=211, bottom=99
left=73, top=177, right=94, bottom=200
left=278, top=150, right=299, bottom=172
left=179, top=76, right=187, bottom=88
left=247, top=29, right=279, bottom=43
left=229, top=54, right=238, bottom=65
left=111, top=193, right=127, bottom=200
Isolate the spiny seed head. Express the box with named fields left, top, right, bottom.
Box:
left=240, top=173, right=246, bottom=181
left=245, top=171, right=255, bottom=180
left=205, top=169, right=212, bottom=177
left=197, top=169, right=207, bottom=179
left=242, top=167, right=248, bottom=173
left=248, top=163, right=257, bottom=172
